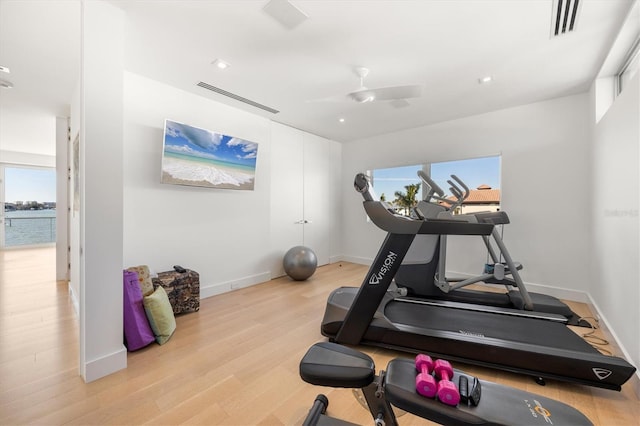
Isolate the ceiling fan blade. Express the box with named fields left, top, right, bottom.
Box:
left=389, top=99, right=411, bottom=109
left=347, top=85, right=422, bottom=103
left=369, top=85, right=423, bottom=101
left=347, top=89, right=377, bottom=103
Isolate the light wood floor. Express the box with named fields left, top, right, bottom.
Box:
left=0, top=247, right=638, bottom=425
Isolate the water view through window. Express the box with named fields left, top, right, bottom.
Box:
left=2, top=166, right=57, bottom=247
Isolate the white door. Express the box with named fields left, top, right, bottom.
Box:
left=302, top=132, right=332, bottom=266
left=269, top=122, right=304, bottom=278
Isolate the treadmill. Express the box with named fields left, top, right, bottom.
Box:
left=395, top=171, right=583, bottom=324
left=321, top=173, right=636, bottom=391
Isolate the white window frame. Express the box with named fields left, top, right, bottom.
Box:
left=616, top=36, right=640, bottom=96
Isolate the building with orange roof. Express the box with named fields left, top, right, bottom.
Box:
left=440, top=184, right=501, bottom=214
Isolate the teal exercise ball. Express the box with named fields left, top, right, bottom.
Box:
left=283, top=246, right=317, bottom=281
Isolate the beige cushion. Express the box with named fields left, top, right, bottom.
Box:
left=143, top=286, right=176, bottom=345
left=126, top=265, right=154, bottom=296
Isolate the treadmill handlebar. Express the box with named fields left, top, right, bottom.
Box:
left=450, top=175, right=470, bottom=200
left=418, top=171, right=469, bottom=210
left=473, top=211, right=511, bottom=225
left=417, top=170, right=445, bottom=198
left=354, top=173, right=493, bottom=236
left=447, top=175, right=470, bottom=210
left=363, top=201, right=494, bottom=236
left=354, top=173, right=375, bottom=201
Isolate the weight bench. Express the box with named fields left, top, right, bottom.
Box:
left=299, top=342, right=593, bottom=426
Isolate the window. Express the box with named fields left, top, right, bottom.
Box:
left=369, top=156, right=501, bottom=217
left=371, top=164, right=423, bottom=215
left=617, top=37, right=640, bottom=96
left=1, top=166, right=57, bottom=248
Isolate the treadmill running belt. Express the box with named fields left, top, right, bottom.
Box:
left=385, top=300, right=598, bottom=352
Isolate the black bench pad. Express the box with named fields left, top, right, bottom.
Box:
left=300, top=342, right=375, bottom=388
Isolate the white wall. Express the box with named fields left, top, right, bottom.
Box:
left=342, top=93, right=592, bottom=299
left=123, top=72, right=273, bottom=297
left=0, top=112, right=57, bottom=157
left=590, top=72, right=639, bottom=387
left=123, top=72, right=345, bottom=296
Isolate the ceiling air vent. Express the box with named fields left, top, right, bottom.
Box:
left=196, top=81, right=280, bottom=114
left=551, top=0, right=582, bottom=37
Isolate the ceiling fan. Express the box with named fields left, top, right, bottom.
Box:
left=307, top=67, right=422, bottom=105
left=346, top=67, right=422, bottom=103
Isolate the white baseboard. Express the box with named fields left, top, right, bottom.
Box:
left=340, top=255, right=372, bottom=266
left=82, top=346, right=127, bottom=383
left=68, top=283, right=79, bottom=317
left=200, top=271, right=271, bottom=299
left=515, top=281, right=590, bottom=304
left=201, top=259, right=353, bottom=298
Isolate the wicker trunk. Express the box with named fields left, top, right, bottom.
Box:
left=152, top=269, right=200, bottom=314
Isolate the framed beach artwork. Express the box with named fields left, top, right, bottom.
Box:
left=161, top=119, right=259, bottom=190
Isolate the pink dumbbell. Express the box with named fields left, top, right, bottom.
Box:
left=433, top=359, right=460, bottom=406
left=415, top=354, right=437, bottom=398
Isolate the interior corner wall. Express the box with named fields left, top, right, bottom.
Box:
left=80, top=0, right=126, bottom=382
left=122, top=72, right=272, bottom=296
left=590, top=72, right=639, bottom=380
left=342, top=93, right=592, bottom=298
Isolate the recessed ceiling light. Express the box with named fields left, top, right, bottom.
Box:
left=0, top=79, right=14, bottom=89
left=478, top=76, right=493, bottom=84
left=0, top=65, right=10, bottom=74
left=339, top=118, right=345, bottom=123
left=211, top=59, right=230, bottom=70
